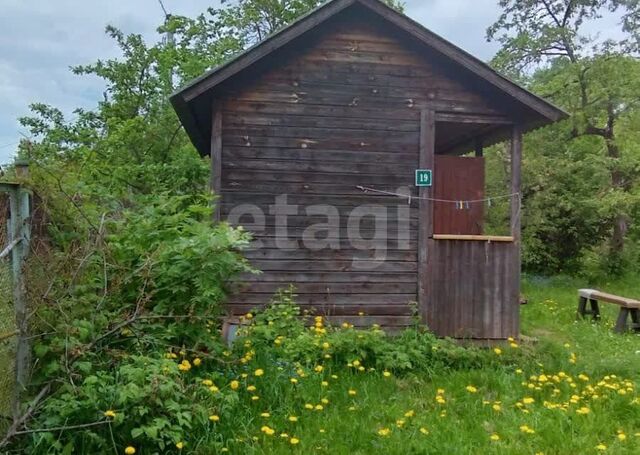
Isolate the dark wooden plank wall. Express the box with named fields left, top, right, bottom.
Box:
left=217, top=17, right=510, bottom=328
left=428, top=240, right=518, bottom=339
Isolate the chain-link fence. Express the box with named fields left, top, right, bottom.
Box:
left=0, top=193, right=15, bottom=433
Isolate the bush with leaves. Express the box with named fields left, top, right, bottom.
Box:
left=237, top=288, right=492, bottom=376
left=17, top=194, right=253, bottom=454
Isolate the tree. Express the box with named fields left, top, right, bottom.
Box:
left=488, top=0, right=640, bottom=268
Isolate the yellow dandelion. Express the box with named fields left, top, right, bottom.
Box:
left=492, top=404, right=502, bottom=412
left=377, top=428, right=391, bottom=437
left=124, top=446, right=136, bottom=455
left=321, top=381, right=329, bottom=387
left=466, top=385, right=478, bottom=393
left=261, top=426, right=275, bottom=436
left=176, top=442, right=184, bottom=450
left=618, top=433, right=627, bottom=441
left=490, top=434, right=500, bottom=441
left=522, top=397, right=535, bottom=405
left=348, top=389, right=357, bottom=396
left=260, top=412, right=270, bottom=418
left=315, top=404, right=324, bottom=411
left=420, top=427, right=429, bottom=435
left=383, top=371, right=392, bottom=378
left=304, top=404, right=314, bottom=410
left=103, top=410, right=116, bottom=418
left=404, top=410, right=415, bottom=418
left=209, top=415, right=220, bottom=422
left=193, top=358, right=201, bottom=366
left=595, top=443, right=607, bottom=451
left=576, top=407, right=590, bottom=415
left=290, top=378, right=298, bottom=384
left=254, top=369, right=264, bottom=377
left=247, top=385, right=257, bottom=392
left=290, top=437, right=300, bottom=445
left=288, top=416, right=298, bottom=422
left=494, top=348, right=502, bottom=355
left=251, top=395, right=260, bottom=401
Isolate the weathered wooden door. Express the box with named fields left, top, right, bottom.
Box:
left=433, top=155, right=484, bottom=235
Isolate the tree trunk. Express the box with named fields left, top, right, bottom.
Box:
left=606, top=133, right=628, bottom=255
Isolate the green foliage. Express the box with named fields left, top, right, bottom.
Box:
left=488, top=0, right=640, bottom=276
left=239, top=287, right=491, bottom=375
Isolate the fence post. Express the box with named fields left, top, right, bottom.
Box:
left=5, top=184, right=30, bottom=419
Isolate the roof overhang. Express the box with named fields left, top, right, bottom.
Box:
left=171, top=0, right=569, bottom=157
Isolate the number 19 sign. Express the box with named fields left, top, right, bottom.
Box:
left=415, top=169, right=432, bottom=187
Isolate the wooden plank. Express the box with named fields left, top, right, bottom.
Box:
left=222, top=133, right=418, bottom=154
left=223, top=147, right=418, bottom=164
left=242, top=249, right=417, bottom=262
left=223, top=99, right=421, bottom=121
left=578, top=289, right=640, bottom=308
left=211, top=104, right=222, bottom=220
left=226, top=293, right=416, bottom=305
left=433, top=235, right=514, bottom=242
left=419, top=109, right=435, bottom=325
left=435, top=112, right=512, bottom=124
left=224, top=112, right=419, bottom=132
left=236, top=271, right=417, bottom=282
left=233, top=282, right=417, bottom=294
left=249, top=260, right=417, bottom=273
left=224, top=159, right=415, bottom=176
left=227, top=304, right=414, bottom=317
left=223, top=169, right=414, bottom=185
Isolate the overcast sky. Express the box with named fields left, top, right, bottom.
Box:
left=0, top=0, right=623, bottom=164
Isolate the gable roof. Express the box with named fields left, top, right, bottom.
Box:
left=171, top=0, right=568, bottom=157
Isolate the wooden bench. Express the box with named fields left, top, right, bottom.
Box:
left=577, top=289, right=640, bottom=333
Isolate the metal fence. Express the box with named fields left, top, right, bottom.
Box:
left=0, top=183, right=30, bottom=432
left=0, top=197, right=14, bottom=432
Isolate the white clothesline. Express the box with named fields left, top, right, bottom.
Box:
left=356, top=186, right=520, bottom=205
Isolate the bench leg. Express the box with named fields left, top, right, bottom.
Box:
left=630, top=309, right=640, bottom=332
left=589, top=299, right=601, bottom=320
left=577, top=296, right=600, bottom=321
left=614, top=308, right=630, bottom=333
left=577, top=296, right=588, bottom=319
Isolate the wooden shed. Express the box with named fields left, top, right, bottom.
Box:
left=171, top=0, right=567, bottom=340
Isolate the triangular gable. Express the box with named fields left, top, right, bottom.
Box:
left=171, top=0, right=568, bottom=156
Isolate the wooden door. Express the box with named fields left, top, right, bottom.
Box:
left=433, top=156, right=485, bottom=235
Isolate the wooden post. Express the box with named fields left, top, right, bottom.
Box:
left=474, top=138, right=483, bottom=157
left=510, top=125, right=522, bottom=336
left=419, top=110, right=435, bottom=324
left=510, top=126, right=522, bottom=240
left=211, top=103, right=222, bottom=221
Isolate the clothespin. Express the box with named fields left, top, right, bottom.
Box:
left=408, top=194, right=412, bottom=205
left=465, top=201, right=470, bottom=210
left=488, top=198, right=492, bottom=208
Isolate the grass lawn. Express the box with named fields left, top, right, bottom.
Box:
left=195, top=275, right=640, bottom=455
